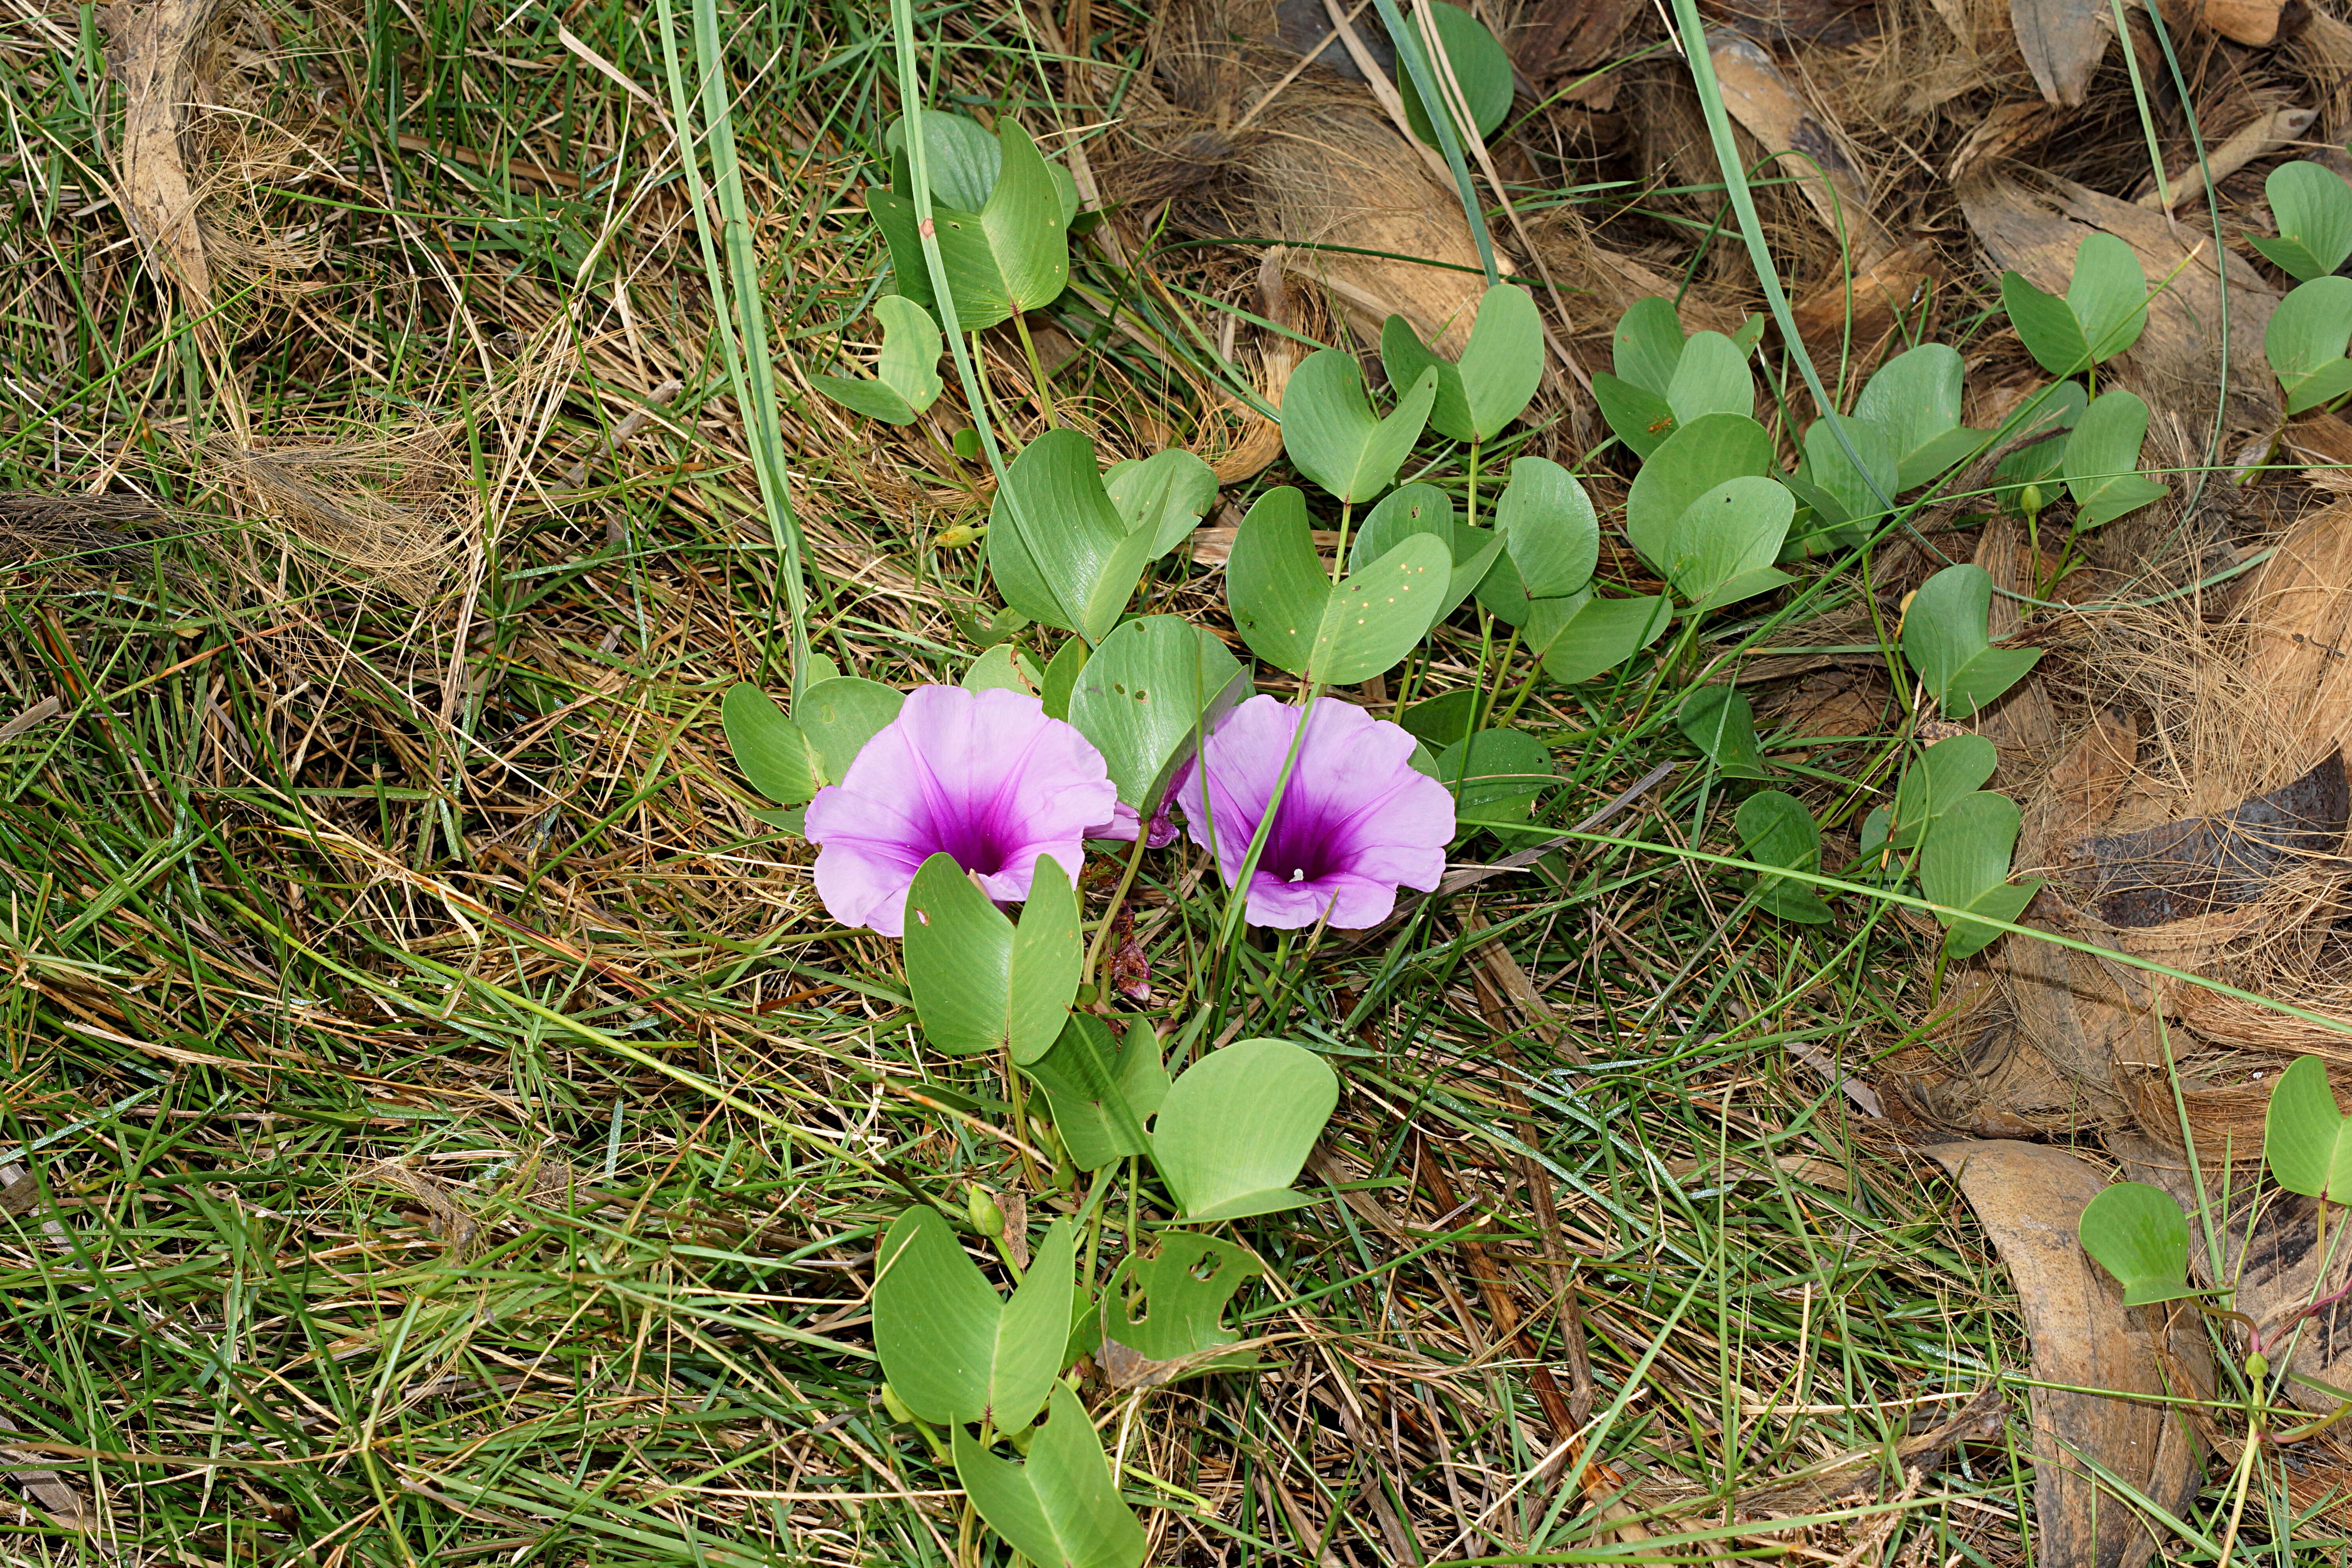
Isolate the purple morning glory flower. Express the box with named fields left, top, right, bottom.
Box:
left=805, top=686, right=1126, bottom=936
left=1175, top=695, right=1453, bottom=930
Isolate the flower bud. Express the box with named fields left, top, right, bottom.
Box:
left=2248, top=1350, right=2269, bottom=1381
left=968, top=1186, right=1005, bottom=1238
left=2019, top=483, right=2044, bottom=518
left=934, top=522, right=987, bottom=549
left=879, top=1383, right=915, bottom=1425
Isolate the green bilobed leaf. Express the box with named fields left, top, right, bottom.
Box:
left=1396, top=1, right=1514, bottom=146
left=1436, top=725, right=1552, bottom=844
left=1734, top=791, right=1832, bottom=923
left=1664, top=475, right=1797, bottom=610
left=795, top=677, right=905, bottom=782
left=1901, top=564, right=2044, bottom=719
left=2264, top=1054, right=2352, bottom=1203
left=1041, top=638, right=1087, bottom=721
left=1624, top=413, right=1775, bottom=567
left=2062, top=390, right=2168, bottom=529
left=981, top=122, right=1071, bottom=315
left=1665, top=331, right=1752, bottom=424
left=1592, top=372, right=1678, bottom=459
left=1023, top=1014, right=1169, bottom=1171
left=1799, top=416, right=1899, bottom=533
left=874, top=295, right=944, bottom=416
left=2067, top=232, right=2150, bottom=363
left=1105, top=449, right=1219, bottom=557
left=1352, top=485, right=1497, bottom=621
left=2254, top=162, right=2352, bottom=282
left=902, top=853, right=1080, bottom=1063
left=1495, top=457, right=1599, bottom=598
left=964, top=643, right=1046, bottom=697
left=1310, top=533, right=1450, bottom=683
left=1281, top=350, right=1438, bottom=503
left=870, top=188, right=1014, bottom=333
left=1918, top=791, right=2040, bottom=959
left=2078, top=1183, right=2199, bottom=1307
left=990, top=430, right=1158, bottom=642
left=953, top=1382, right=1147, bottom=1568
left=886, top=109, right=1001, bottom=212
left=2265, top=276, right=2352, bottom=414
left=1400, top=688, right=1480, bottom=750
left=721, top=684, right=822, bottom=804
left=874, top=1207, right=1074, bottom=1428
left=1066, top=615, right=1250, bottom=810
left=1381, top=314, right=1469, bottom=443
left=808, top=371, right=916, bottom=425
left=1226, top=486, right=1328, bottom=675
left=1152, top=1038, right=1340, bottom=1221
left=1612, top=296, right=1686, bottom=395
left=1883, top=734, right=1998, bottom=851
left=1854, top=344, right=1972, bottom=489
left=1677, top=686, right=1771, bottom=780
left=1527, top=593, right=1671, bottom=684
left=2002, top=270, right=2094, bottom=379
left=1455, top=284, right=1546, bottom=441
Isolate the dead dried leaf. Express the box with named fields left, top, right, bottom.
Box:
left=1928, top=1141, right=2206, bottom=1568
left=2012, top=0, right=2111, bottom=106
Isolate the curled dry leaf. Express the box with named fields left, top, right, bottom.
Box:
left=2011, top=0, right=2110, bottom=107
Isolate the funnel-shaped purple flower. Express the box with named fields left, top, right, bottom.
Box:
left=1176, top=695, right=1452, bottom=930
left=806, top=686, right=1125, bottom=936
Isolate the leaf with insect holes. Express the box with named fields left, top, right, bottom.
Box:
left=1151, top=1038, right=1339, bottom=1221
left=1901, top=564, right=2043, bottom=719
left=989, top=430, right=1160, bottom=642
left=2265, top=1054, right=2352, bottom=1204
left=1396, top=1, right=1514, bottom=147
left=1664, top=476, right=1796, bottom=610
left=1735, top=792, right=1832, bottom=923
left=1678, top=686, right=1771, bottom=780
left=874, top=1206, right=1075, bottom=1428
left=1085, top=1233, right=1267, bottom=1382
left=1349, top=484, right=1503, bottom=622
left=2266, top=276, right=2352, bottom=414
left=1227, top=487, right=1449, bottom=683
left=902, top=853, right=1080, bottom=1064
left=2251, top=162, right=2352, bottom=282
left=1065, top=615, right=1250, bottom=811
left=2078, top=1183, right=2200, bottom=1307
left=1281, top=350, right=1439, bottom=503
left=953, top=1382, right=1147, bottom=1568
left=1625, top=413, right=1776, bottom=568
left=1918, top=791, right=2040, bottom=958
left=2062, top=390, right=2168, bottom=530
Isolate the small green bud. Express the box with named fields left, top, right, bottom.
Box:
left=968, top=1185, right=1005, bottom=1238
left=2019, top=482, right=2044, bottom=518
left=879, top=1382, right=916, bottom=1425
left=2248, top=1351, right=2269, bottom=1382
